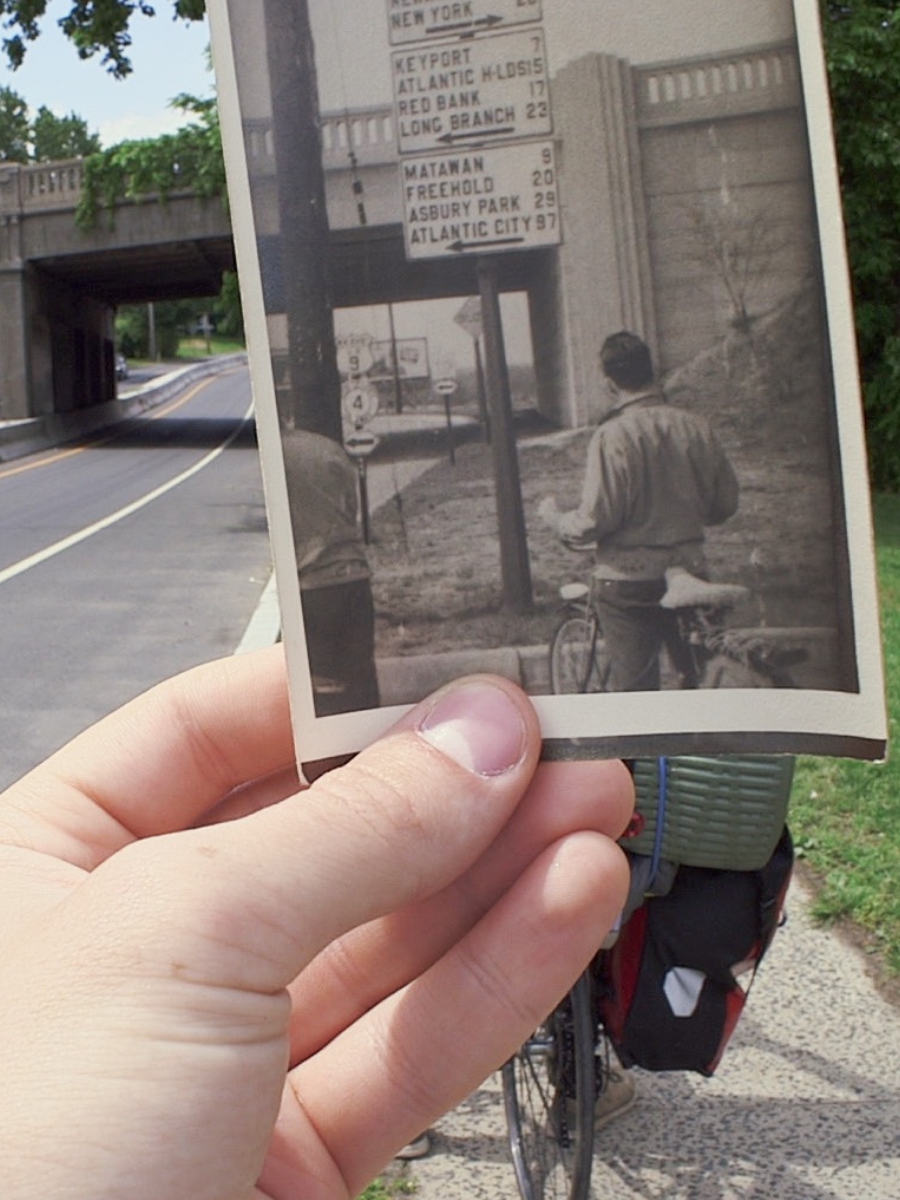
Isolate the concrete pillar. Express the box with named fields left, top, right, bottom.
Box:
left=551, top=54, right=657, bottom=427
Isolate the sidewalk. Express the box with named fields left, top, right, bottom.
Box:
left=388, top=876, right=900, bottom=1199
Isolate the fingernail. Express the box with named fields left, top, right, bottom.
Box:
left=418, top=681, right=528, bottom=777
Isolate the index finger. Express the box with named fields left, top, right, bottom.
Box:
left=0, top=647, right=294, bottom=868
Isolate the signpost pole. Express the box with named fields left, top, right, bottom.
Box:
left=474, top=336, right=490, bottom=443
left=477, top=258, right=533, bottom=613
left=357, top=459, right=371, bottom=546
left=387, top=302, right=404, bottom=415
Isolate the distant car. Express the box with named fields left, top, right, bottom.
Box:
left=115, top=354, right=129, bottom=381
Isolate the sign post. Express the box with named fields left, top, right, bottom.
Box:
left=387, top=0, right=553, bottom=611
left=434, top=377, right=458, bottom=464
left=454, top=296, right=490, bottom=441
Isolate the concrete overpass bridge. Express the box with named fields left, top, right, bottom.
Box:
left=1, top=40, right=810, bottom=428
left=0, top=160, right=235, bottom=421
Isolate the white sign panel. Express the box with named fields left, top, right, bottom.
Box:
left=387, top=0, right=543, bottom=46
left=401, top=139, right=561, bottom=258
left=392, top=28, right=551, bottom=154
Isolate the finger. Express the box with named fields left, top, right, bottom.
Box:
left=0, top=647, right=292, bottom=867
left=261, top=831, right=630, bottom=1198
left=74, top=676, right=543, bottom=998
left=288, top=757, right=633, bottom=1061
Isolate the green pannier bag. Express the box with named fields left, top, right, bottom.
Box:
left=625, top=756, right=794, bottom=871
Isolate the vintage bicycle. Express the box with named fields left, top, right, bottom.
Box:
left=549, top=564, right=805, bottom=695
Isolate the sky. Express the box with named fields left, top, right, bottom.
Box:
left=3, top=1, right=212, bottom=145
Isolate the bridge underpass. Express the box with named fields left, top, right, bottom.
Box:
left=0, top=166, right=235, bottom=422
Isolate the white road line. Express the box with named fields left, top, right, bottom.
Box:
left=0, top=402, right=254, bottom=588
left=234, top=570, right=281, bottom=654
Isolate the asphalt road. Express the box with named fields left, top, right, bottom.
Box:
left=0, top=363, right=272, bottom=791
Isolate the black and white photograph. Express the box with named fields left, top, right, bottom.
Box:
left=208, top=0, right=886, bottom=764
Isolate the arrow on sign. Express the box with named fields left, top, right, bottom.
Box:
left=437, top=127, right=517, bottom=147
left=448, top=236, right=526, bottom=253
left=431, top=14, right=505, bottom=35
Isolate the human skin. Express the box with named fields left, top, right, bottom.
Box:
left=0, top=646, right=632, bottom=1199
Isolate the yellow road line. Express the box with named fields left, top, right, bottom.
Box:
left=0, top=375, right=219, bottom=482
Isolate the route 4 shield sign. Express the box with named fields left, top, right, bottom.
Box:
left=342, top=384, right=380, bottom=428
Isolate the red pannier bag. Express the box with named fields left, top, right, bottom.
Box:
left=598, top=829, right=793, bottom=1076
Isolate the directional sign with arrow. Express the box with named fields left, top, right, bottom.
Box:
left=402, top=139, right=561, bottom=260
left=391, top=28, right=551, bottom=156
left=387, top=0, right=543, bottom=46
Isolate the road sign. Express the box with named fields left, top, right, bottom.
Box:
left=336, top=334, right=376, bottom=378
left=344, top=431, right=381, bottom=458
left=341, top=384, right=380, bottom=427
left=401, top=139, right=561, bottom=259
left=392, top=28, right=551, bottom=156
left=434, top=378, right=458, bottom=395
left=387, top=0, right=543, bottom=46
left=454, top=296, right=483, bottom=340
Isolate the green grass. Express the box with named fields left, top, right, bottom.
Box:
left=176, top=335, right=246, bottom=359
left=357, top=1177, right=418, bottom=1200
left=790, top=492, right=900, bottom=974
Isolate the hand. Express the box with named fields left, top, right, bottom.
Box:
left=0, top=647, right=632, bottom=1199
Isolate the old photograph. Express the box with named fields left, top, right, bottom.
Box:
left=208, top=0, right=886, bottom=763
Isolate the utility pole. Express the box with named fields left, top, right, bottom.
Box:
left=263, top=0, right=342, bottom=442
left=478, top=258, right=533, bottom=613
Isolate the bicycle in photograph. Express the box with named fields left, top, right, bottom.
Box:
left=549, top=564, right=806, bottom=696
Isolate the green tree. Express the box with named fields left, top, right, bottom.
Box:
left=1, top=1, right=205, bottom=76
left=75, top=90, right=225, bottom=228
left=212, top=270, right=244, bottom=341
left=0, top=82, right=30, bottom=161
left=30, top=105, right=100, bottom=159
left=821, top=0, right=900, bottom=489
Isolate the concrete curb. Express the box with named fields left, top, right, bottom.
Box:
left=0, top=353, right=248, bottom=463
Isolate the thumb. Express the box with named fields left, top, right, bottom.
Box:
left=69, top=675, right=543, bottom=998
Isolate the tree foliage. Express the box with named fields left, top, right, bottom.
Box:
left=0, top=84, right=99, bottom=161
left=821, top=0, right=900, bottom=490
left=1, top=1, right=204, bottom=77
left=31, top=105, right=101, bottom=158
left=0, top=83, right=29, bottom=161
left=75, top=92, right=225, bottom=228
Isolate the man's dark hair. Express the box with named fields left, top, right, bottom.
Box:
left=600, top=331, right=655, bottom=391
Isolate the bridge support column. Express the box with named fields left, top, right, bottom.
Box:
left=0, top=265, right=114, bottom=421
left=0, top=265, right=32, bottom=421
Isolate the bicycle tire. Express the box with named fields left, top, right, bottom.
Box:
left=502, top=972, right=596, bottom=1200
left=549, top=614, right=610, bottom=694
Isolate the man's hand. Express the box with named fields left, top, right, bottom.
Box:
left=0, top=647, right=632, bottom=1200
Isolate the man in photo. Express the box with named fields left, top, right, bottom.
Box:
left=541, top=331, right=739, bottom=691
left=282, top=429, right=380, bottom=716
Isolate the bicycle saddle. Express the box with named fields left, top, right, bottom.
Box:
left=660, top=566, right=750, bottom=610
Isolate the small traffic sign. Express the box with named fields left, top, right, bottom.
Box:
left=344, top=432, right=381, bottom=458
left=336, top=334, right=376, bottom=379
left=342, top=384, right=380, bottom=427
left=454, top=296, right=483, bottom=341
left=434, top=378, right=458, bottom=395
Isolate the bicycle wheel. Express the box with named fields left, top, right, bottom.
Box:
left=550, top=615, right=610, bottom=694
left=502, top=972, right=596, bottom=1200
